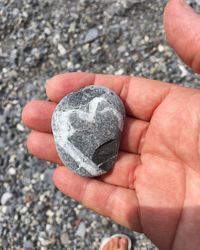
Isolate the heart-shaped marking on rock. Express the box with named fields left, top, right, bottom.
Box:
left=52, top=85, right=125, bottom=177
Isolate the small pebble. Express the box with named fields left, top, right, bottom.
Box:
left=179, top=64, right=188, bottom=78
left=75, top=222, right=86, bottom=238
left=8, top=167, right=16, bottom=175
left=16, top=123, right=25, bottom=132
left=60, top=232, right=69, bottom=246
left=24, top=240, right=34, bottom=249
left=84, top=28, right=99, bottom=43
left=1, top=192, right=13, bottom=205
left=158, top=44, right=164, bottom=52
left=57, top=43, right=67, bottom=56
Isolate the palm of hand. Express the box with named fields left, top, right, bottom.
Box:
left=22, top=73, right=200, bottom=250
left=137, top=87, right=200, bottom=249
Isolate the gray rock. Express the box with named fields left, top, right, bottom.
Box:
left=52, top=86, right=125, bottom=177
left=0, top=138, right=5, bottom=149
left=0, top=114, right=5, bottom=126
left=75, top=222, right=86, bottom=238
left=78, top=209, right=88, bottom=220
left=24, top=240, right=34, bottom=249
left=84, top=28, right=99, bottom=43
left=60, top=232, right=69, bottom=246
left=0, top=224, right=3, bottom=236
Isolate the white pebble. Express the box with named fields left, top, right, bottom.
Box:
left=115, top=68, right=124, bottom=75
left=58, top=43, right=67, bottom=56
left=46, top=209, right=54, bottom=217
left=1, top=205, right=8, bottom=213
left=1, top=192, right=13, bottom=205
left=179, top=64, right=188, bottom=78
left=8, top=167, right=16, bottom=175
left=20, top=206, right=28, bottom=214
left=44, top=27, right=51, bottom=35
left=16, top=123, right=25, bottom=132
left=46, top=224, right=52, bottom=232
left=158, top=44, right=164, bottom=52
left=39, top=236, right=55, bottom=246
left=40, top=173, right=45, bottom=181
left=144, top=35, right=149, bottom=42
left=9, top=155, right=16, bottom=163
left=2, top=68, right=8, bottom=73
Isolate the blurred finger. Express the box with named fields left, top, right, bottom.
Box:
left=164, top=0, right=200, bottom=73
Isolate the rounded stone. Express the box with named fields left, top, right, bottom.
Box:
left=52, top=85, right=125, bottom=177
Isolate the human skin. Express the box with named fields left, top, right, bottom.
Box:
left=22, top=0, right=200, bottom=249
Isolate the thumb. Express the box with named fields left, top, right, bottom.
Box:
left=164, top=0, right=200, bottom=73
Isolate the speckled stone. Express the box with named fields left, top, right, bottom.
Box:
left=52, top=85, right=125, bottom=177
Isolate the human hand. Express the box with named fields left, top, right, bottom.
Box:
left=22, top=1, right=200, bottom=249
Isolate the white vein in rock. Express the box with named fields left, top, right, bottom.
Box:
left=53, top=96, right=123, bottom=175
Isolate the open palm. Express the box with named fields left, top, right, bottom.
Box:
left=22, top=1, right=200, bottom=249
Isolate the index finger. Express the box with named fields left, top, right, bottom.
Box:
left=46, top=72, right=172, bottom=121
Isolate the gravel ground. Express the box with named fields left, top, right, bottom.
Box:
left=1, top=0, right=200, bottom=249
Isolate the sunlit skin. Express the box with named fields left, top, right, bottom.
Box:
left=22, top=1, right=200, bottom=249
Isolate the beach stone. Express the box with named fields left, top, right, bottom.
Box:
left=52, top=85, right=125, bottom=177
